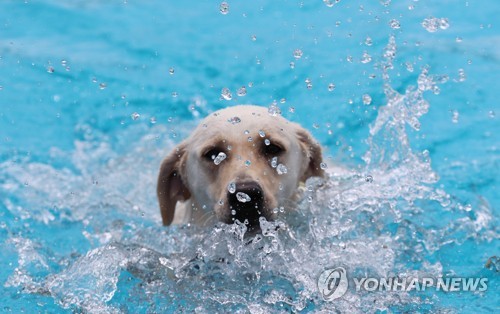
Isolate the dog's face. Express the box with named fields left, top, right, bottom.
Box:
left=157, top=105, right=324, bottom=230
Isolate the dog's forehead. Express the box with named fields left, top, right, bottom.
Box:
left=191, top=105, right=296, bottom=142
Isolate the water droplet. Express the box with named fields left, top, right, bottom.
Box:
left=237, top=86, right=247, bottom=96
left=276, top=164, right=288, bottom=175
left=268, top=103, right=281, bottom=116
left=362, top=94, right=372, bottom=105
left=365, top=175, right=373, bottom=183
left=405, top=62, right=414, bottom=72
left=236, top=192, right=251, bottom=203
left=361, top=52, right=372, bottom=64
left=258, top=130, right=266, bottom=137
left=458, top=68, right=466, bottom=82
left=227, top=116, right=241, bottom=124
left=213, top=152, right=227, bottom=165
left=293, top=49, right=303, bottom=59
left=169, top=67, right=175, bottom=75
left=131, top=112, right=140, bottom=120
left=389, top=19, right=401, bottom=29
left=320, top=162, right=328, bottom=170
left=328, top=83, right=336, bottom=92
left=323, top=0, right=337, bottom=7
left=305, top=78, right=313, bottom=89
left=451, top=110, right=459, bottom=123
left=271, top=157, right=278, bottom=168
left=228, top=182, right=236, bottom=194
left=219, top=1, right=229, bottom=15
left=221, top=87, right=232, bottom=100
left=264, top=139, right=271, bottom=146
left=422, top=17, right=449, bottom=33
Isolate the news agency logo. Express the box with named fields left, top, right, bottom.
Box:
left=318, top=267, right=489, bottom=301
left=317, top=267, right=349, bottom=301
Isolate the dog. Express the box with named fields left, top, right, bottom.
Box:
left=157, top=105, right=325, bottom=231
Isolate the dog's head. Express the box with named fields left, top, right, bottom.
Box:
left=157, top=105, right=324, bottom=230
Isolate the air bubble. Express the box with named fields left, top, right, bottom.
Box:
left=131, top=112, right=140, bottom=120
left=99, top=83, right=107, bottom=90
left=265, top=139, right=271, bottom=146
left=258, top=130, right=266, bottom=137
left=328, top=83, right=336, bottom=92
left=365, top=37, right=373, bottom=46
left=320, top=162, right=328, bottom=170
left=244, top=160, right=251, bottom=167
left=365, top=175, right=373, bottom=183
left=47, top=66, right=54, bottom=73
left=150, top=117, right=157, bottom=124
left=169, top=67, right=174, bottom=75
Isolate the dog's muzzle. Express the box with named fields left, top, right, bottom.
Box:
left=227, top=181, right=265, bottom=228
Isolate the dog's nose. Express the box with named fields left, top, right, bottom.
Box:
left=227, top=182, right=264, bottom=226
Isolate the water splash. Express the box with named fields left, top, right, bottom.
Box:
left=2, top=36, right=497, bottom=313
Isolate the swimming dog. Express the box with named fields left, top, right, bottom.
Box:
left=157, top=105, right=324, bottom=230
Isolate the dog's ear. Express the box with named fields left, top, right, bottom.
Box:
left=157, top=143, right=191, bottom=226
left=295, top=128, right=325, bottom=182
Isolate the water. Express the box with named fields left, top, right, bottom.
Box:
left=1, top=0, right=498, bottom=313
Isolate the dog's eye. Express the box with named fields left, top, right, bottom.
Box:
left=263, top=143, right=284, bottom=156
left=202, top=149, right=221, bottom=161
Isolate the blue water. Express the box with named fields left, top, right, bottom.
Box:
left=0, top=0, right=498, bottom=312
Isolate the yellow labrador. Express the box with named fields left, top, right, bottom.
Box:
left=157, top=105, right=324, bottom=230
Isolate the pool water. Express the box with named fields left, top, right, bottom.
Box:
left=0, top=0, right=498, bottom=312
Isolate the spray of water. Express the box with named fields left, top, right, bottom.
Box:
left=2, top=37, right=496, bottom=313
